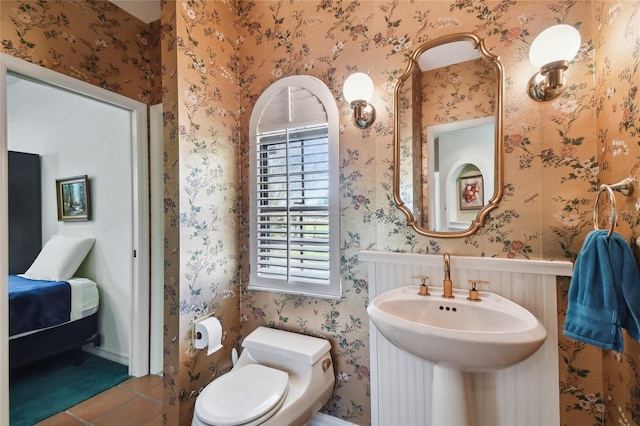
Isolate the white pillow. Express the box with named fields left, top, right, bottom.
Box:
left=22, top=234, right=95, bottom=281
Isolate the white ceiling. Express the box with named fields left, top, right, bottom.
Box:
left=109, top=0, right=161, bottom=24
left=418, top=41, right=481, bottom=71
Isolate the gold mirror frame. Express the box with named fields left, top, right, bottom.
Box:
left=393, top=33, right=504, bottom=238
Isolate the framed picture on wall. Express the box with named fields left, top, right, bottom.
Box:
left=459, top=175, right=483, bottom=210
left=56, top=175, right=91, bottom=221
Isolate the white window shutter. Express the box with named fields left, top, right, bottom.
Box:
left=249, top=76, right=340, bottom=298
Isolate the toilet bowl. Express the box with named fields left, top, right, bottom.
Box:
left=192, top=326, right=335, bottom=426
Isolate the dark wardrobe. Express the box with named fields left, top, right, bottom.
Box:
left=8, top=151, right=42, bottom=274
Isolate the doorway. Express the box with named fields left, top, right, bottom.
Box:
left=1, top=53, right=151, bottom=425
left=426, top=116, right=495, bottom=232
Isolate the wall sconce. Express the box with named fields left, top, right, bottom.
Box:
left=527, top=24, right=581, bottom=102
left=343, top=72, right=376, bottom=129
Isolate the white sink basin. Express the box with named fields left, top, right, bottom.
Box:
left=367, top=285, right=547, bottom=372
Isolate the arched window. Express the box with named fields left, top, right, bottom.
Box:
left=249, top=76, right=341, bottom=298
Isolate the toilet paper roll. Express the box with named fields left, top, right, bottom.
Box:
left=194, top=317, right=223, bottom=356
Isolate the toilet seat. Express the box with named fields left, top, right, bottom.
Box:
left=194, top=364, right=289, bottom=426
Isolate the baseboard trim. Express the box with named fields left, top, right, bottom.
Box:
left=82, top=345, right=128, bottom=367
left=309, top=413, right=358, bottom=426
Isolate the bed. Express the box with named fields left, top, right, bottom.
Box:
left=8, top=234, right=100, bottom=369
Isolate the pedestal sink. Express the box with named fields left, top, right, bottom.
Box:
left=367, top=285, right=547, bottom=371
left=367, top=285, right=547, bottom=425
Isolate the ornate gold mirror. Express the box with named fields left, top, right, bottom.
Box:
left=393, top=33, right=504, bottom=238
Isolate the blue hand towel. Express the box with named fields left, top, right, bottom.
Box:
left=563, top=230, right=640, bottom=352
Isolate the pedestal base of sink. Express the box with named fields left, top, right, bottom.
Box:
left=432, top=365, right=474, bottom=426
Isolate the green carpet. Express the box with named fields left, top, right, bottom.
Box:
left=10, top=350, right=130, bottom=426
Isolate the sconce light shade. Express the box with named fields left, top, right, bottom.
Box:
left=527, top=24, right=581, bottom=102
left=529, top=24, right=581, bottom=68
left=343, top=72, right=376, bottom=129
left=343, top=72, right=374, bottom=103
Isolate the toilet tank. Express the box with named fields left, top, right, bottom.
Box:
left=242, top=327, right=331, bottom=365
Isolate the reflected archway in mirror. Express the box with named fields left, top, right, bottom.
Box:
left=393, top=33, right=504, bottom=238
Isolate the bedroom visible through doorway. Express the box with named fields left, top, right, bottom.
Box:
left=1, top=53, right=151, bottom=426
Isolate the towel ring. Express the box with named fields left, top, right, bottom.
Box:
left=593, top=185, right=616, bottom=237
left=592, top=177, right=635, bottom=237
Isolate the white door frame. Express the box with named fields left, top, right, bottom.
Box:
left=149, top=103, right=164, bottom=375
left=0, top=53, right=150, bottom=425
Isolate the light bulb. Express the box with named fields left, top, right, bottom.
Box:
left=343, top=72, right=374, bottom=103
left=529, top=24, right=581, bottom=68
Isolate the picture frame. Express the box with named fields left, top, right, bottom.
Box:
left=56, top=175, right=91, bottom=221
left=459, top=175, right=483, bottom=210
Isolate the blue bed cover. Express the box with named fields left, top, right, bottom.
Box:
left=9, top=274, right=71, bottom=336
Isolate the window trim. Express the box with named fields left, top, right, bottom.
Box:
left=249, top=75, right=341, bottom=298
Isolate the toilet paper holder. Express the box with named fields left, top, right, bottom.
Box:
left=192, top=312, right=217, bottom=347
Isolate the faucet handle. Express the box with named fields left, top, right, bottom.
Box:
left=468, top=279, right=488, bottom=288
left=467, top=280, right=488, bottom=302
left=412, top=275, right=430, bottom=296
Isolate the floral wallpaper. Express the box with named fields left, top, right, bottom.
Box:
left=4, top=1, right=640, bottom=426
left=159, top=3, right=180, bottom=424
left=0, top=0, right=160, bottom=104
left=160, top=0, right=243, bottom=423
left=395, top=67, right=423, bottom=225
left=421, top=58, right=496, bottom=127
left=595, top=2, right=640, bottom=425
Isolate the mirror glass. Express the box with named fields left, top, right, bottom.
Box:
left=393, top=33, right=504, bottom=238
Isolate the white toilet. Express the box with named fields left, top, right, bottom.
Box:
left=192, top=326, right=335, bottom=426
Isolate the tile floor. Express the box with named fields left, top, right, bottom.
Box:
left=35, top=375, right=163, bottom=426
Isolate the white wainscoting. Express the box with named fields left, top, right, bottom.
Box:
left=310, top=413, right=358, bottom=426
left=359, top=250, right=573, bottom=426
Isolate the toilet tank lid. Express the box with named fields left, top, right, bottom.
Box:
left=243, top=327, right=331, bottom=364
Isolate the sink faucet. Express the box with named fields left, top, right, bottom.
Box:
left=442, top=253, right=454, bottom=298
